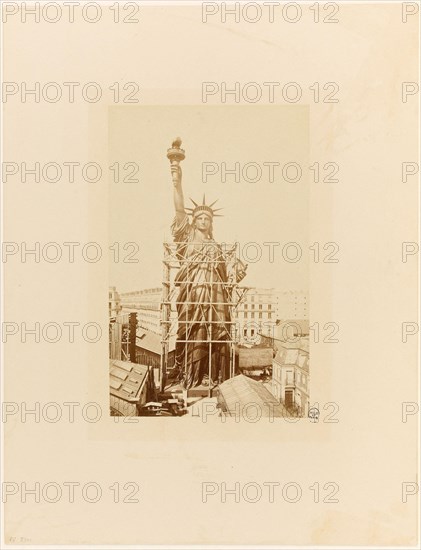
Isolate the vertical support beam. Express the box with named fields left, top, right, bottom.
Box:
left=160, top=247, right=170, bottom=393
left=109, top=317, right=122, bottom=360
left=208, top=246, right=214, bottom=398
left=129, top=312, right=137, bottom=363
left=232, top=344, right=236, bottom=378
left=185, top=255, right=190, bottom=393
left=228, top=240, right=240, bottom=380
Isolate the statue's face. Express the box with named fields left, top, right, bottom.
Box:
left=194, top=214, right=212, bottom=232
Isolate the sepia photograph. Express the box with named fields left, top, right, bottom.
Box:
left=108, top=106, right=310, bottom=419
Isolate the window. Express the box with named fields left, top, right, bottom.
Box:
left=251, top=313, right=255, bottom=319
left=259, top=304, right=262, bottom=310
left=244, top=313, right=248, bottom=319
left=251, top=329, right=255, bottom=336
left=268, top=313, right=272, bottom=320
left=259, top=313, right=262, bottom=319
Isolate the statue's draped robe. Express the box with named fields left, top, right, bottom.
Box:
left=172, top=214, right=231, bottom=389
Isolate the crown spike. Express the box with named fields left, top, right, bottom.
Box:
left=186, top=196, right=224, bottom=219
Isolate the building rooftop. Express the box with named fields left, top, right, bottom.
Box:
left=218, top=374, right=287, bottom=417
left=136, top=327, right=176, bottom=354
left=273, top=339, right=309, bottom=372
left=136, top=328, right=162, bottom=354
left=273, top=319, right=309, bottom=339
left=120, top=287, right=162, bottom=297
left=109, top=359, right=149, bottom=402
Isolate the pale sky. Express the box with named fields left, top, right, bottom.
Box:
left=108, top=105, right=309, bottom=293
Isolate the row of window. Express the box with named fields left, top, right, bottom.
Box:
left=241, top=312, right=273, bottom=320
left=244, top=303, right=273, bottom=310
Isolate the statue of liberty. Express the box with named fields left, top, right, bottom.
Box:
left=168, top=138, right=247, bottom=390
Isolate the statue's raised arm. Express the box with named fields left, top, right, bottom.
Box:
left=167, top=138, right=186, bottom=224
left=171, top=164, right=185, bottom=224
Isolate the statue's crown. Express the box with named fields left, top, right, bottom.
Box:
left=185, top=195, right=223, bottom=218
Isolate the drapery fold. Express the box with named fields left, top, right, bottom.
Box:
left=171, top=215, right=231, bottom=389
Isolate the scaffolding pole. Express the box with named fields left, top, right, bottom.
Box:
left=160, top=250, right=170, bottom=393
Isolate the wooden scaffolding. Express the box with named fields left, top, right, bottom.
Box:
left=159, top=241, right=249, bottom=397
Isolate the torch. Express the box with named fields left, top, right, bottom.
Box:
left=167, top=137, right=185, bottom=186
